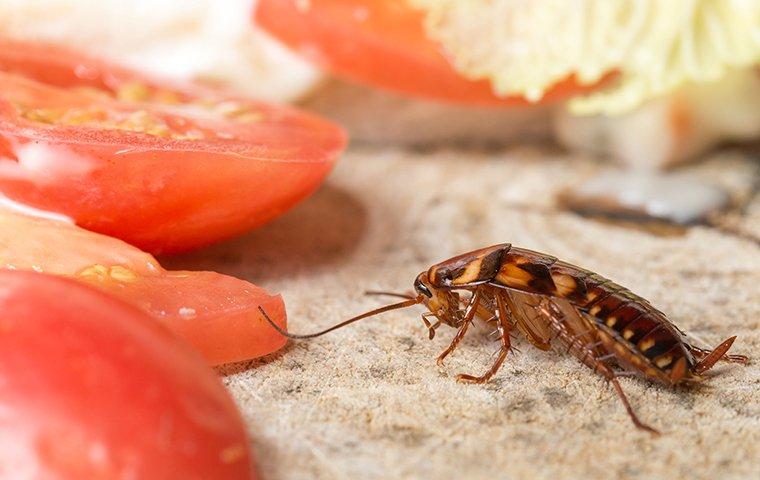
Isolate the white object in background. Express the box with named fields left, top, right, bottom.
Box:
left=554, top=69, right=760, bottom=168
left=560, top=170, right=730, bottom=225
left=0, top=0, right=322, bottom=102
left=413, top=0, right=760, bottom=114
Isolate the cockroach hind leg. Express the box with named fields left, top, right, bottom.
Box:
left=726, top=353, right=750, bottom=365
left=610, top=377, right=661, bottom=435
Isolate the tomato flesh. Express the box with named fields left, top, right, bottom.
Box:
left=0, top=207, right=287, bottom=365
left=0, top=39, right=347, bottom=254
left=255, top=0, right=599, bottom=105
left=0, top=271, right=254, bottom=479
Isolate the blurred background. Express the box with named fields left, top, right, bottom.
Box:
left=1, top=1, right=758, bottom=479
left=2, top=0, right=758, bottom=227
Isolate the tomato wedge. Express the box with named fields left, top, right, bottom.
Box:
left=254, top=0, right=598, bottom=105
left=0, top=38, right=346, bottom=254
left=0, top=271, right=254, bottom=479
left=0, top=206, right=287, bottom=365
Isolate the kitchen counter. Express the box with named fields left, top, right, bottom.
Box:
left=167, top=145, right=759, bottom=480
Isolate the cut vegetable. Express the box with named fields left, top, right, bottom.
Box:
left=0, top=206, right=287, bottom=365
left=412, top=0, right=760, bottom=113
left=255, top=0, right=598, bottom=105
left=0, top=270, right=254, bottom=479
left=0, top=38, right=346, bottom=254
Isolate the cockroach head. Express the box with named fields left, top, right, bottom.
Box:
left=414, top=272, right=462, bottom=328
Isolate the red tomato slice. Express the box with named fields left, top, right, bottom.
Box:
left=0, top=38, right=347, bottom=254
left=0, top=206, right=287, bottom=366
left=255, top=0, right=601, bottom=105
left=0, top=270, right=254, bottom=479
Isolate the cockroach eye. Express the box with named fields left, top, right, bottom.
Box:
left=414, top=276, right=433, bottom=298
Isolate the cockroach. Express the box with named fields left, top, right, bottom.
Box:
left=260, top=243, right=748, bottom=434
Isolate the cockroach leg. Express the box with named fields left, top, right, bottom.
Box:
left=436, top=288, right=483, bottom=366
left=585, top=341, right=604, bottom=351
left=715, top=353, right=749, bottom=364
left=435, top=322, right=470, bottom=366
left=720, top=353, right=749, bottom=364
left=457, top=291, right=513, bottom=384
left=457, top=347, right=509, bottom=384
left=610, top=377, right=661, bottom=435
left=588, top=346, right=659, bottom=434
left=538, top=299, right=660, bottom=434
left=488, top=327, right=503, bottom=341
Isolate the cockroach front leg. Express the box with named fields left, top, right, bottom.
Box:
left=457, top=291, right=512, bottom=384
left=436, top=288, right=483, bottom=366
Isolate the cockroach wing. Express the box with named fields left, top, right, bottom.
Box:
left=552, top=299, right=599, bottom=349
left=503, top=290, right=553, bottom=350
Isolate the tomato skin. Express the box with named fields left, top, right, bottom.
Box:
left=88, top=271, right=289, bottom=366
left=0, top=38, right=160, bottom=91
left=0, top=39, right=347, bottom=254
left=255, top=0, right=599, bottom=105
left=0, top=271, right=255, bottom=479
left=0, top=131, right=337, bottom=254
left=0, top=207, right=288, bottom=366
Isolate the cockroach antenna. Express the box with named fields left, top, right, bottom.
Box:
left=364, top=290, right=416, bottom=300
left=258, top=296, right=424, bottom=340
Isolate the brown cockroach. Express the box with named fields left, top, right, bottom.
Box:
left=260, top=243, right=749, bottom=434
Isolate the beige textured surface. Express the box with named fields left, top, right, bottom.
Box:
left=168, top=146, right=760, bottom=480
left=303, top=80, right=552, bottom=147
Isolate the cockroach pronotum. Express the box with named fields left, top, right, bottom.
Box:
left=260, top=243, right=749, bottom=434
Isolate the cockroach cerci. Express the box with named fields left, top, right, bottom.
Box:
left=260, top=243, right=749, bottom=434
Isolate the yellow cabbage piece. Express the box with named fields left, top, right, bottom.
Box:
left=411, top=0, right=760, bottom=114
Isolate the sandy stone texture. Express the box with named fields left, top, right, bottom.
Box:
left=166, top=145, right=760, bottom=480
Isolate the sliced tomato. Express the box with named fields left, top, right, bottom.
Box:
left=0, top=270, right=254, bottom=479
left=0, top=206, right=287, bottom=366
left=255, top=0, right=599, bottom=105
left=0, top=38, right=346, bottom=254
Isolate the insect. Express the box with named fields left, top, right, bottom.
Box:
left=260, top=243, right=748, bottom=433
